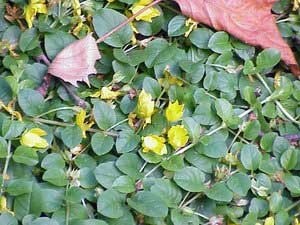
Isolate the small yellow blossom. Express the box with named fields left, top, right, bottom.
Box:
left=0, top=196, right=14, bottom=215
left=294, top=0, right=300, bottom=10
left=264, top=217, right=275, bottom=225
left=72, top=0, right=81, bottom=16
left=294, top=218, right=299, bottom=225
left=166, top=100, right=184, bottom=122
left=100, top=87, right=122, bottom=100
left=158, top=69, right=184, bottom=88
left=76, top=108, right=94, bottom=138
left=24, top=0, right=47, bottom=28
left=184, top=18, right=198, bottom=37
left=20, top=128, right=48, bottom=148
left=142, top=135, right=167, bottom=155
left=136, top=90, right=155, bottom=124
left=130, top=0, right=160, bottom=22
left=167, top=125, right=189, bottom=149
left=0, top=100, right=22, bottom=121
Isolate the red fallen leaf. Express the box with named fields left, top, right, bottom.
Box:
left=47, top=33, right=101, bottom=86
left=175, top=0, right=300, bottom=77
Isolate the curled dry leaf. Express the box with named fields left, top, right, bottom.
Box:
left=175, top=0, right=300, bottom=77
left=48, top=33, right=101, bottom=86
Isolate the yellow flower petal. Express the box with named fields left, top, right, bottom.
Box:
left=76, top=108, right=94, bottom=138
left=264, top=217, right=275, bottom=225
left=101, top=87, right=121, bottom=100
left=166, top=100, right=184, bottom=122
left=24, top=0, right=47, bottom=28
left=136, top=90, right=155, bottom=124
left=131, top=5, right=160, bottom=22
left=142, top=135, right=167, bottom=155
left=167, top=125, right=189, bottom=149
left=20, top=128, right=48, bottom=148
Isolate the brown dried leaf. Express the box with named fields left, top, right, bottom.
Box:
left=47, top=33, right=101, bottom=86
left=175, top=0, right=300, bottom=76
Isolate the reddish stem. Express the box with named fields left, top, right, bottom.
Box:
left=96, top=0, right=164, bottom=44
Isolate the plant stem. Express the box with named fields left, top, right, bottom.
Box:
left=256, top=73, right=300, bottom=125
left=0, top=140, right=12, bottom=195
left=35, top=106, right=79, bottom=118
left=285, top=199, right=300, bottom=212
left=30, top=117, right=118, bottom=137
left=106, top=118, right=129, bottom=132
left=182, top=193, right=201, bottom=208
left=96, top=0, right=164, bottom=43
left=179, top=192, right=190, bottom=208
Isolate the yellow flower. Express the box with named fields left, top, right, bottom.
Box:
left=20, top=128, right=48, bottom=148
left=100, top=87, right=122, bottom=100
left=142, top=135, right=167, bottom=155
left=184, top=18, right=198, bottom=37
left=264, top=217, right=275, bottom=225
left=136, top=90, right=155, bottom=124
left=24, top=0, right=47, bottom=28
left=167, top=125, right=189, bottom=149
left=294, top=0, right=300, bottom=10
left=130, top=0, right=160, bottom=22
left=0, top=100, right=22, bottom=121
left=72, top=0, right=81, bottom=16
left=76, top=108, right=94, bottom=138
left=158, top=69, right=184, bottom=88
left=294, top=218, right=299, bottom=225
left=0, top=196, right=14, bottom=215
left=166, top=100, right=184, bottom=122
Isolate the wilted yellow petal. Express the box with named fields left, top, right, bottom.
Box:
left=185, top=18, right=198, bottom=37
left=136, top=90, right=155, bottom=124
left=101, top=87, right=121, bottom=100
left=131, top=4, right=160, bottom=22
left=168, top=125, right=189, bottom=149
left=166, top=100, right=184, bottom=122
left=0, top=101, right=22, bottom=121
left=24, top=0, right=47, bottom=28
left=264, top=217, right=275, bottom=225
left=76, top=108, right=94, bottom=138
left=20, top=128, right=48, bottom=148
left=293, top=0, right=300, bottom=10
left=72, top=0, right=81, bottom=16
left=142, top=135, right=167, bottom=155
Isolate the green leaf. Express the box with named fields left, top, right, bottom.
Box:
left=215, top=98, right=233, bottom=122
left=19, top=28, right=39, bottom=52
left=227, top=173, right=251, bottom=197
left=41, top=153, right=65, bottom=169
left=269, top=192, right=283, bottom=213
left=189, top=28, right=213, bottom=49
left=127, top=191, right=168, bottom=218
left=72, top=219, right=108, bottom=225
left=91, top=133, right=114, bottom=156
left=143, top=77, right=161, bottom=98
left=106, top=208, right=135, bottom=225
left=260, top=132, right=277, bottom=152
left=2, top=120, right=25, bottom=140
left=240, top=144, right=262, bottom=171
left=18, top=88, right=46, bottom=116
left=60, top=125, right=82, bottom=149
left=31, top=217, right=59, bottom=225
left=256, top=48, right=281, bottom=72
left=174, top=166, right=206, bottom=192
left=112, top=175, right=135, bottom=193
left=205, top=182, right=233, bottom=202
left=116, top=130, right=140, bottom=153
left=182, top=117, right=201, bottom=143
left=249, top=198, right=269, bottom=218
left=115, top=153, right=143, bottom=179
left=93, top=9, right=133, bottom=47
left=171, top=209, right=200, bottom=225
left=280, top=148, right=298, bottom=170
left=0, top=77, right=13, bottom=104
left=0, top=213, right=18, bottom=225
left=7, top=179, right=33, bottom=196
left=150, top=179, right=182, bottom=208
left=275, top=210, right=290, bottom=225
left=282, top=174, right=300, bottom=194
left=45, top=31, right=75, bottom=60
left=13, top=146, right=39, bottom=166
left=42, top=168, right=67, bottom=186
left=93, top=100, right=116, bottom=130
left=94, top=162, right=122, bottom=189
left=208, top=31, right=232, bottom=53
left=243, top=120, right=261, bottom=140
left=97, top=189, right=126, bottom=218
left=161, top=155, right=184, bottom=171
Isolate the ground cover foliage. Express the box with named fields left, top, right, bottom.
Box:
left=0, top=0, right=300, bottom=224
